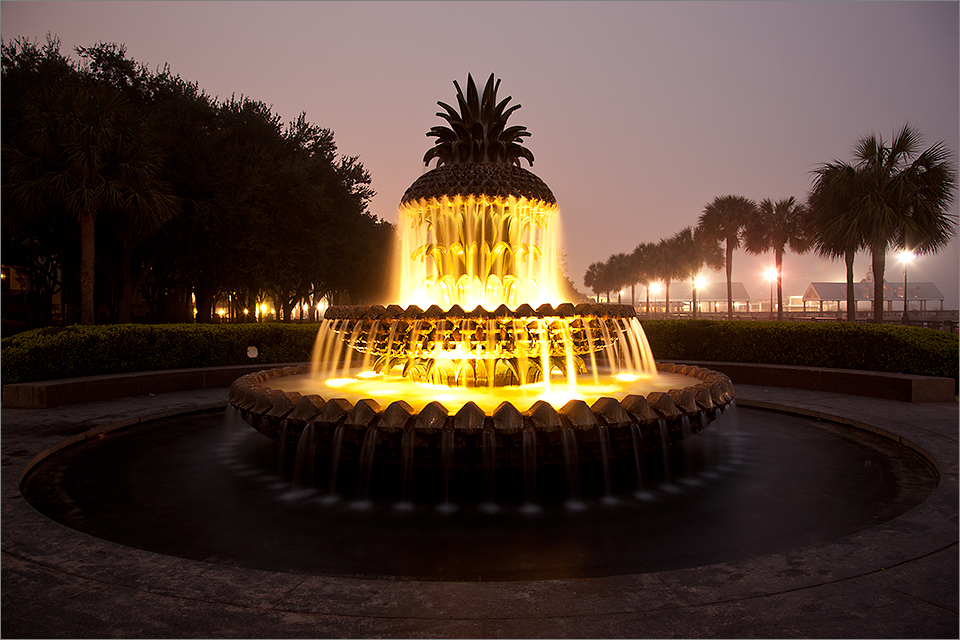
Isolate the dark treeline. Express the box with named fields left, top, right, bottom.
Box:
left=2, top=36, right=393, bottom=327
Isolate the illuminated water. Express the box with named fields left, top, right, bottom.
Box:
left=270, top=369, right=696, bottom=415
left=306, top=312, right=662, bottom=407
left=395, top=194, right=564, bottom=310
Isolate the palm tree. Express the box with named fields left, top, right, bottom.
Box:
left=698, top=195, right=757, bottom=319
left=630, top=242, right=655, bottom=314
left=650, top=235, right=691, bottom=319
left=808, top=165, right=865, bottom=321
left=583, top=261, right=609, bottom=302
left=742, top=197, right=813, bottom=320
left=812, top=125, right=957, bottom=323
left=607, top=252, right=635, bottom=304
left=671, top=226, right=723, bottom=318
left=3, top=80, right=178, bottom=324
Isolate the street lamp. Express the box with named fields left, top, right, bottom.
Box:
left=692, top=275, right=706, bottom=318
left=649, top=282, right=662, bottom=316
left=900, top=251, right=914, bottom=323
left=765, top=267, right=778, bottom=319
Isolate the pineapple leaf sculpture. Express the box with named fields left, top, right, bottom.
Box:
left=423, top=73, right=534, bottom=167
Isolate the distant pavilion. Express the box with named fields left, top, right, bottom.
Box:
left=627, top=281, right=752, bottom=314
left=802, top=268, right=945, bottom=313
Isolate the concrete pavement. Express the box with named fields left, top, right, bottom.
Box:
left=2, top=379, right=957, bottom=638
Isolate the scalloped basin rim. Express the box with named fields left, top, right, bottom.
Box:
left=228, top=362, right=736, bottom=435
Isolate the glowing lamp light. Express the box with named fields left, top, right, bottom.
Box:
left=243, top=308, right=249, bottom=315
left=900, top=250, right=914, bottom=264
left=649, top=282, right=662, bottom=295
left=765, top=267, right=779, bottom=281
left=693, top=276, right=707, bottom=290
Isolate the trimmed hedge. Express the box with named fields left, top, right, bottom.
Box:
left=1, top=320, right=957, bottom=389
left=640, top=319, right=958, bottom=385
left=0, top=323, right=319, bottom=386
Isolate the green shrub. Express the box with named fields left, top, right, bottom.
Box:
left=640, top=320, right=958, bottom=385
left=0, top=323, right=319, bottom=385
left=2, top=320, right=957, bottom=389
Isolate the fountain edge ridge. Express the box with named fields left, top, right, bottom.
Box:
left=227, top=360, right=736, bottom=455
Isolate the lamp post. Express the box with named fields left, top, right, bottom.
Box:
left=650, top=282, right=662, bottom=317
left=900, top=251, right=914, bottom=323
left=692, top=275, right=706, bottom=319
left=765, top=267, right=778, bottom=320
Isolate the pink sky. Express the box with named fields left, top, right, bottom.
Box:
left=3, top=1, right=958, bottom=308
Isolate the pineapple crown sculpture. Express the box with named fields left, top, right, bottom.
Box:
left=423, top=73, right=535, bottom=167
left=402, top=74, right=555, bottom=205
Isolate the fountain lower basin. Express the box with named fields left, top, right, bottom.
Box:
left=229, top=359, right=734, bottom=486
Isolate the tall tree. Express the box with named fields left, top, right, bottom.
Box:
left=855, top=125, right=956, bottom=322
left=75, top=42, right=188, bottom=322
left=1, top=36, right=78, bottom=326
left=811, top=125, right=957, bottom=323
left=742, top=197, right=813, bottom=320
left=2, top=74, right=177, bottom=325
left=584, top=261, right=612, bottom=302
left=629, top=242, right=655, bottom=312
left=606, top=253, right=634, bottom=304
left=650, top=236, right=684, bottom=318
left=698, top=195, right=757, bottom=319
left=630, top=242, right=658, bottom=318
left=671, top=226, right=723, bottom=318
left=808, top=165, right=865, bottom=321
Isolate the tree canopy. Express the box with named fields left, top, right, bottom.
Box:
left=2, top=37, right=393, bottom=326
left=742, top=197, right=812, bottom=320
left=808, top=124, right=957, bottom=323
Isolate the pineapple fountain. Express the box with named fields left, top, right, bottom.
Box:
left=228, top=74, right=735, bottom=507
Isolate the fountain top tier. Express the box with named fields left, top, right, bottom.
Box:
left=393, top=74, right=565, bottom=311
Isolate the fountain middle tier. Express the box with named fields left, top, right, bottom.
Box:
left=315, top=303, right=656, bottom=388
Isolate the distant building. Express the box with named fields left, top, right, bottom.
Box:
left=801, top=265, right=945, bottom=313
left=630, top=281, right=752, bottom=314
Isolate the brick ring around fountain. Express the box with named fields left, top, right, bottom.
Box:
left=228, top=305, right=735, bottom=470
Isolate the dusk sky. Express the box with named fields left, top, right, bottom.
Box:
left=3, top=1, right=958, bottom=308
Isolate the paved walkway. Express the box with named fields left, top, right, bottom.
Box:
left=2, top=383, right=957, bottom=638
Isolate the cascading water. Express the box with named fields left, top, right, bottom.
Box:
left=292, top=423, right=317, bottom=489
left=396, top=194, right=564, bottom=311
left=561, top=429, right=581, bottom=506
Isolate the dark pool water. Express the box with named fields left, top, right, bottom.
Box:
left=21, top=406, right=937, bottom=582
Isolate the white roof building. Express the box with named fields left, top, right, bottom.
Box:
left=802, top=265, right=944, bottom=311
